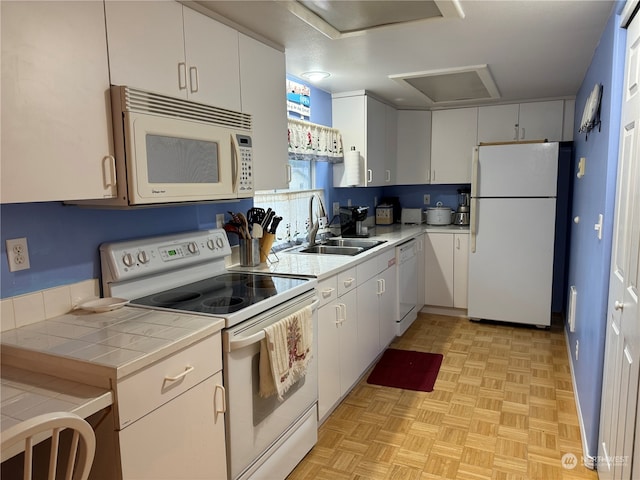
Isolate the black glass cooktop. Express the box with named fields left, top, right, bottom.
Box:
left=130, top=273, right=309, bottom=315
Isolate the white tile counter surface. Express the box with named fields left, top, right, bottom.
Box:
left=233, top=224, right=469, bottom=279
left=2, top=307, right=225, bottom=380
left=1, top=365, right=113, bottom=432
left=1, top=306, right=225, bottom=435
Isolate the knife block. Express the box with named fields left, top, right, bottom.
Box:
left=259, top=233, right=275, bottom=263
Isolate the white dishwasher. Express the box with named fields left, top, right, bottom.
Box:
left=396, top=238, right=418, bottom=335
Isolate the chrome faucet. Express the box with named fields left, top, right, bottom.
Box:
left=308, top=193, right=326, bottom=247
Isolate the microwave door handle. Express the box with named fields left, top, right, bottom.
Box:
left=231, top=134, right=239, bottom=192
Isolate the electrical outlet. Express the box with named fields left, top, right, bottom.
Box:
left=333, top=202, right=340, bottom=216
left=6, top=237, right=30, bottom=272
left=216, top=213, right=225, bottom=228
left=424, top=194, right=431, bottom=205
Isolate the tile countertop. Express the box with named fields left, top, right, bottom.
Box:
left=1, top=306, right=225, bottom=387
left=232, top=223, right=469, bottom=280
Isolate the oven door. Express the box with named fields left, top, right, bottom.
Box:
left=223, top=291, right=319, bottom=480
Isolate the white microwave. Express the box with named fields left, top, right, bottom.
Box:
left=74, top=86, right=254, bottom=207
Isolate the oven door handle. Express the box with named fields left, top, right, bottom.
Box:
left=227, top=297, right=319, bottom=351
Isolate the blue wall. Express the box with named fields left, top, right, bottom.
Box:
left=565, top=5, right=625, bottom=458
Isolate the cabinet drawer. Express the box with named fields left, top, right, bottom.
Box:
left=116, top=332, right=222, bottom=429
left=317, top=276, right=338, bottom=307
left=378, top=249, right=396, bottom=272
left=357, top=256, right=380, bottom=283
left=337, top=268, right=357, bottom=296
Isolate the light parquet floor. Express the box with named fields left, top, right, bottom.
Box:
left=288, top=313, right=598, bottom=480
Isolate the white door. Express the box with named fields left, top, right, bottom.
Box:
left=599, top=4, right=640, bottom=478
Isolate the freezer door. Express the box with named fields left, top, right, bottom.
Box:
left=468, top=197, right=556, bottom=326
left=476, top=143, right=559, bottom=197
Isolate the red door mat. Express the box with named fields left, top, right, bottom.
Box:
left=367, top=349, right=443, bottom=392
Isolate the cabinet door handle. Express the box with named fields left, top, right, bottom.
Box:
left=178, top=62, right=187, bottom=90
left=165, top=365, right=194, bottom=382
left=334, top=304, right=343, bottom=325
left=286, top=164, right=292, bottom=183
left=456, top=237, right=460, bottom=250
left=432, top=170, right=436, bottom=182
left=102, top=155, right=117, bottom=189
left=367, top=169, right=373, bottom=184
left=189, top=66, right=199, bottom=93
left=340, top=303, right=347, bottom=321
left=513, top=124, right=519, bottom=141
left=386, top=170, right=391, bottom=182
left=343, top=277, right=354, bottom=288
left=214, top=384, right=226, bottom=419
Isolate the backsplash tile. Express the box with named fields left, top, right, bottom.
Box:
left=0, top=299, right=16, bottom=332
left=43, top=285, right=72, bottom=319
left=13, top=292, right=46, bottom=328
left=2, top=279, right=100, bottom=331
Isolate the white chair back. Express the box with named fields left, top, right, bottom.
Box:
left=1, top=411, right=96, bottom=480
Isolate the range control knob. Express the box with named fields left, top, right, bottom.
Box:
left=187, top=242, right=198, bottom=254
left=207, top=239, right=215, bottom=250
left=122, top=253, right=134, bottom=267
left=215, top=237, right=224, bottom=248
left=137, top=251, right=150, bottom=264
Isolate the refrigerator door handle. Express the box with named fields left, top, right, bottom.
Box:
left=470, top=147, right=479, bottom=253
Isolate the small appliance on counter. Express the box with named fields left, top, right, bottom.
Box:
left=400, top=208, right=424, bottom=225
left=339, top=206, right=369, bottom=237
left=425, top=202, right=453, bottom=225
left=379, top=196, right=401, bottom=223
left=375, top=204, right=394, bottom=225
left=453, top=188, right=471, bottom=226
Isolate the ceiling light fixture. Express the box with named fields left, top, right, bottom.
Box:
left=301, top=71, right=331, bottom=81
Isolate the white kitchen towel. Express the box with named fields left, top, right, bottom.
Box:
left=259, top=305, right=313, bottom=400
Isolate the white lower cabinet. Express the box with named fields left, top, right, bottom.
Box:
left=424, top=233, right=469, bottom=309
left=417, top=234, right=426, bottom=310
left=356, top=249, right=397, bottom=372
left=116, top=333, right=227, bottom=479
left=318, top=249, right=397, bottom=421
left=119, top=372, right=227, bottom=479
left=317, top=269, right=358, bottom=421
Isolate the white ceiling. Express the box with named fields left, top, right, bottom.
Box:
left=191, top=0, right=615, bottom=109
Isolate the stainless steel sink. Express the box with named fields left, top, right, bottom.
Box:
left=291, top=238, right=386, bottom=256
left=297, top=245, right=364, bottom=256
left=323, top=238, right=386, bottom=249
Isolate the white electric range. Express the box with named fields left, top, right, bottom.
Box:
left=100, top=229, right=319, bottom=480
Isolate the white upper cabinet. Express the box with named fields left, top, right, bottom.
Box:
left=477, top=100, right=564, bottom=143
left=105, top=2, right=241, bottom=111
left=1, top=1, right=116, bottom=203
left=431, top=107, right=478, bottom=184
left=333, top=93, right=395, bottom=187
left=396, top=110, right=432, bottom=185
left=384, top=104, right=398, bottom=185
left=238, top=34, right=288, bottom=191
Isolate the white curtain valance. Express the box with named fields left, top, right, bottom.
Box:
left=287, top=118, right=344, bottom=163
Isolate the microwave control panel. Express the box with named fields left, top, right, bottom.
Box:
left=237, top=134, right=253, bottom=194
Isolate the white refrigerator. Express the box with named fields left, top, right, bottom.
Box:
left=468, top=142, right=559, bottom=327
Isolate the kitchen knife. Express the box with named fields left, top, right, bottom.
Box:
left=261, top=208, right=273, bottom=229
left=269, top=216, right=282, bottom=234
left=263, top=210, right=276, bottom=232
